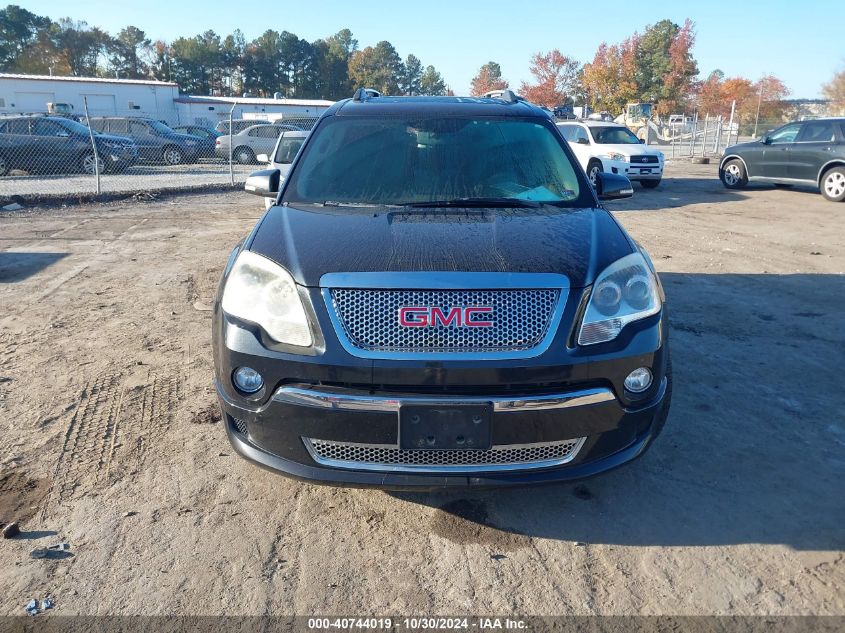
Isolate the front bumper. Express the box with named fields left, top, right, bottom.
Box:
left=605, top=158, right=663, bottom=181
left=217, top=377, right=669, bottom=489
left=213, top=287, right=671, bottom=489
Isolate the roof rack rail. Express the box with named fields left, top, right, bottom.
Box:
left=483, top=89, right=522, bottom=104
left=353, top=88, right=382, bottom=101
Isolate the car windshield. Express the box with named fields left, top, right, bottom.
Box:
left=283, top=116, right=584, bottom=207
left=148, top=120, right=175, bottom=135
left=591, top=126, right=640, bottom=144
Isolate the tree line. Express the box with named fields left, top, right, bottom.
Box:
left=0, top=4, right=448, bottom=99
left=3, top=6, right=843, bottom=119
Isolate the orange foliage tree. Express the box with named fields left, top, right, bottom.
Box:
left=519, top=50, right=580, bottom=108
left=470, top=61, right=508, bottom=96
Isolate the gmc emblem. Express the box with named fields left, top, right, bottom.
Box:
left=399, top=306, right=494, bottom=328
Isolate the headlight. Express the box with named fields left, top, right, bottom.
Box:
left=606, top=152, right=627, bottom=162
left=221, top=251, right=312, bottom=347
left=578, top=252, right=661, bottom=345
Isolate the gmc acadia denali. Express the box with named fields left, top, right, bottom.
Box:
left=213, top=90, right=672, bottom=488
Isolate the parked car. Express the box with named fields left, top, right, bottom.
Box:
left=215, top=123, right=301, bottom=164
left=215, top=90, right=671, bottom=489
left=214, top=119, right=295, bottom=135
left=557, top=120, right=665, bottom=189
left=171, top=125, right=220, bottom=158
left=88, top=117, right=201, bottom=165
left=258, top=130, right=309, bottom=209
left=719, top=118, right=845, bottom=202
left=0, top=115, right=137, bottom=176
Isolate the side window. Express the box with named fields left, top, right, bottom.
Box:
left=797, top=121, right=835, bottom=143
left=32, top=120, right=66, bottom=137
left=262, top=127, right=282, bottom=138
left=129, top=121, right=148, bottom=135
left=767, top=124, right=801, bottom=144
left=3, top=119, right=32, bottom=135
left=275, top=138, right=304, bottom=164
left=573, top=127, right=590, bottom=144
left=557, top=125, right=576, bottom=141
left=247, top=127, right=261, bottom=137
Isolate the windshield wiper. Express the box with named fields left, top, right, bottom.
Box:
left=401, top=197, right=542, bottom=209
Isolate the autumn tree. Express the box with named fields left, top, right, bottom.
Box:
left=822, top=67, right=845, bottom=113
left=519, top=50, right=580, bottom=107
left=420, top=65, right=446, bottom=95
left=470, top=61, right=508, bottom=96
left=0, top=4, right=52, bottom=70
left=51, top=18, right=110, bottom=76
left=636, top=19, right=698, bottom=113
left=348, top=41, right=403, bottom=94
left=581, top=36, right=639, bottom=113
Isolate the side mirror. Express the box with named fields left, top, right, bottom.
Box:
left=576, top=137, right=589, bottom=145
left=760, top=135, right=771, bottom=144
left=244, top=169, right=280, bottom=197
left=639, top=138, right=645, bottom=144
left=256, top=153, right=269, bottom=163
left=596, top=172, right=633, bottom=201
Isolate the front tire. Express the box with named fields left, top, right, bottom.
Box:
left=641, top=179, right=661, bottom=189
left=587, top=159, right=603, bottom=190
left=820, top=166, right=845, bottom=202
left=720, top=158, right=747, bottom=189
left=80, top=152, right=104, bottom=175
left=162, top=145, right=185, bottom=165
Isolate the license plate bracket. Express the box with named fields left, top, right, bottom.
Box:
left=399, top=403, right=492, bottom=450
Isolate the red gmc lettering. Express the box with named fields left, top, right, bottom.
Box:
left=398, top=306, right=494, bottom=328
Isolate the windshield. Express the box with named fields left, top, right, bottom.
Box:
left=282, top=116, right=584, bottom=206
left=591, top=126, right=640, bottom=145
left=274, top=134, right=306, bottom=164
left=148, top=120, right=175, bottom=135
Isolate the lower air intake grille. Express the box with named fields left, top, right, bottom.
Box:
left=304, top=437, right=584, bottom=472
left=232, top=417, right=248, bottom=435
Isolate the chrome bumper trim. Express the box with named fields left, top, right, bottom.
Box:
left=272, top=384, right=615, bottom=412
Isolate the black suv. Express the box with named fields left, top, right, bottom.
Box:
left=719, top=118, right=845, bottom=202
left=213, top=91, right=672, bottom=488
left=0, top=115, right=137, bottom=176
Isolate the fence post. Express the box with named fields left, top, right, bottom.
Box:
left=701, top=115, right=709, bottom=157
left=228, top=102, right=236, bottom=186
left=83, top=96, right=101, bottom=195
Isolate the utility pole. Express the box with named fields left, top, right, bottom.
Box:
left=753, top=83, right=764, bottom=138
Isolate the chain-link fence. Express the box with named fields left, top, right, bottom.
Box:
left=643, top=115, right=795, bottom=159
left=0, top=107, right=318, bottom=200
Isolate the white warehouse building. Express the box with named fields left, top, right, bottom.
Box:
left=0, top=74, right=334, bottom=127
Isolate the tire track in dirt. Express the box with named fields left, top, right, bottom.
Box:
left=43, top=369, right=180, bottom=519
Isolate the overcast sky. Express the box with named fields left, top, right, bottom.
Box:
left=23, top=0, right=844, bottom=99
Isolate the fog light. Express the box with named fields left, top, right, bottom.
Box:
left=233, top=366, right=263, bottom=393
left=624, top=367, right=653, bottom=393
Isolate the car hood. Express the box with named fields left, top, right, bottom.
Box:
left=595, top=143, right=660, bottom=157
left=247, top=204, right=634, bottom=288
left=725, top=141, right=759, bottom=153
left=169, top=133, right=201, bottom=143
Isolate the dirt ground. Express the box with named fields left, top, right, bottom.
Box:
left=0, top=162, right=843, bottom=616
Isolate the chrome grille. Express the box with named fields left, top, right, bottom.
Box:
left=304, top=437, right=584, bottom=472
left=329, top=288, right=559, bottom=353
